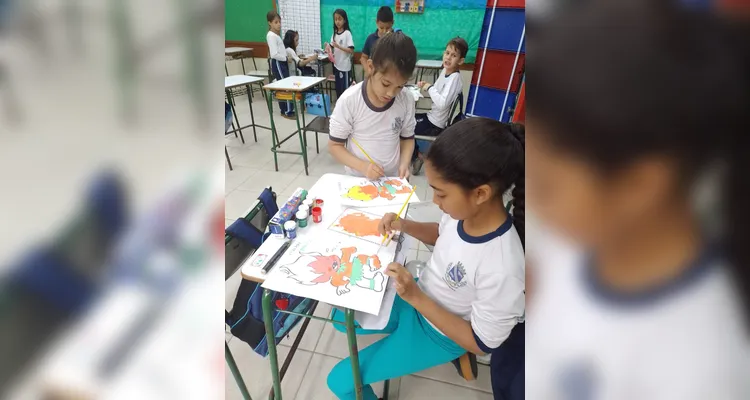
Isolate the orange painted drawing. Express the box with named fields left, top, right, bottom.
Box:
left=329, top=208, right=385, bottom=244
left=336, top=212, right=381, bottom=238
left=344, top=179, right=412, bottom=202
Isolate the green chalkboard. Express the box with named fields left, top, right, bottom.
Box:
left=226, top=0, right=275, bottom=42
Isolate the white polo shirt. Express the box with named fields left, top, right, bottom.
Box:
left=330, top=30, right=355, bottom=72
left=419, top=214, right=525, bottom=351
left=526, top=231, right=750, bottom=399
left=426, top=70, right=463, bottom=128
left=329, top=80, right=416, bottom=177
left=266, top=31, right=286, bottom=62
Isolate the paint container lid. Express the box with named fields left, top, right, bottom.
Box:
left=299, top=204, right=309, bottom=213
left=284, top=220, right=297, bottom=230
left=296, top=210, right=308, bottom=219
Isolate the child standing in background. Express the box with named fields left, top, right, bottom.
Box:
left=266, top=10, right=295, bottom=119
left=327, top=118, right=526, bottom=400
left=411, top=37, right=468, bottom=175
left=361, top=6, right=394, bottom=78
left=327, top=9, right=355, bottom=99
left=328, top=32, right=417, bottom=180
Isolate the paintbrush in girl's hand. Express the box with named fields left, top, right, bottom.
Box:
left=379, top=185, right=417, bottom=251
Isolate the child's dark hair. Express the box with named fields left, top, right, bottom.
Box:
left=283, top=30, right=298, bottom=50
left=333, top=9, right=351, bottom=38
left=370, top=31, right=417, bottom=80
left=529, top=4, right=750, bottom=317
left=377, top=6, right=394, bottom=23
left=266, top=10, right=280, bottom=23
left=447, top=37, right=469, bottom=59
left=427, top=118, right=525, bottom=247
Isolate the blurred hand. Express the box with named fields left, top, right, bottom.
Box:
left=378, top=212, right=403, bottom=236
left=386, top=262, right=420, bottom=302
left=363, top=162, right=385, bottom=180
left=398, top=163, right=410, bottom=180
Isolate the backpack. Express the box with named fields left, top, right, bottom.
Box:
left=224, top=188, right=315, bottom=357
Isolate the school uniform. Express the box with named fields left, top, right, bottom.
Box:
left=331, top=30, right=355, bottom=98
left=526, top=233, right=750, bottom=400
left=329, top=80, right=415, bottom=177
left=413, top=69, right=463, bottom=158
left=362, top=28, right=403, bottom=58
left=285, top=48, right=316, bottom=77
left=327, top=214, right=525, bottom=400
left=267, top=30, right=293, bottom=116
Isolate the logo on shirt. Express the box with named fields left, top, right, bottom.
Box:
left=392, top=117, right=403, bottom=135
left=443, top=261, right=467, bottom=290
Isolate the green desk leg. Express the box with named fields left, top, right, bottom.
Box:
left=263, top=289, right=283, bottom=400
left=245, top=84, right=258, bottom=142
left=226, top=341, right=253, bottom=400
left=266, top=92, right=280, bottom=171
left=294, top=96, right=309, bottom=176
left=346, top=309, right=364, bottom=400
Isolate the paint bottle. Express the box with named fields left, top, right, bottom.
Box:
left=314, top=198, right=324, bottom=208
left=284, top=220, right=298, bottom=239
left=303, top=199, right=313, bottom=210
left=299, top=204, right=310, bottom=215
left=296, top=210, right=308, bottom=228
left=311, top=207, right=323, bottom=223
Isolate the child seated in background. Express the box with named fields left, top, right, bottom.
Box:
left=283, top=30, right=317, bottom=76
left=411, top=37, right=468, bottom=175
left=328, top=32, right=417, bottom=180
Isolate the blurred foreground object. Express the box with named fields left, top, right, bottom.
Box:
left=526, top=1, right=750, bottom=399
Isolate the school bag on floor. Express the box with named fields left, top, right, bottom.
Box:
left=304, top=93, right=332, bottom=117
left=224, top=187, right=316, bottom=357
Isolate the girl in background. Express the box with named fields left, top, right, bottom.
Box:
left=327, top=118, right=526, bottom=400
left=283, top=30, right=317, bottom=77
left=327, top=9, right=355, bottom=98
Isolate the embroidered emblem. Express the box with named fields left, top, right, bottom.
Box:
left=443, top=261, right=467, bottom=290
left=392, top=117, right=403, bottom=135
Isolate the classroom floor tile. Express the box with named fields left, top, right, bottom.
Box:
left=398, top=375, right=494, bottom=400
left=225, top=89, right=496, bottom=399
left=225, top=339, right=313, bottom=400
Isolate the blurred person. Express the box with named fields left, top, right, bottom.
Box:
left=266, top=10, right=295, bottom=119
left=283, top=30, right=317, bottom=77
left=525, top=2, right=750, bottom=399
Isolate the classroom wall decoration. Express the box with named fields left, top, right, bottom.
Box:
left=262, top=235, right=398, bottom=315
left=320, top=0, right=485, bottom=63
left=278, top=0, right=322, bottom=56
left=395, top=0, right=425, bottom=14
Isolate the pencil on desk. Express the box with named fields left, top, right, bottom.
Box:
left=382, top=185, right=417, bottom=247
left=350, top=138, right=376, bottom=165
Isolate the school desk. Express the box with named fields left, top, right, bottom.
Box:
left=415, top=59, right=444, bottom=84
left=240, top=173, right=420, bottom=400
left=225, top=47, right=257, bottom=75
left=225, top=75, right=273, bottom=145
left=263, top=76, right=327, bottom=176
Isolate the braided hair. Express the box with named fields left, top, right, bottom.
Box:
left=427, top=118, right=526, bottom=248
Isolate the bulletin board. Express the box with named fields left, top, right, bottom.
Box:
left=225, top=0, right=275, bottom=42
left=278, top=0, right=322, bottom=56
left=320, top=0, right=485, bottom=63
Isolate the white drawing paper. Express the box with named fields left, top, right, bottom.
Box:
left=261, top=233, right=398, bottom=315
left=338, top=176, right=418, bottom=208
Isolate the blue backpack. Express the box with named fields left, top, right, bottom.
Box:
left=224, top=188, right=315, bottom=357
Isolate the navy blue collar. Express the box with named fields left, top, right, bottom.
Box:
left=582, top=244, right=718, bottom=308
left=457, top=216, right=513, bottom=244
left=361, top=79, right=395, bottom=112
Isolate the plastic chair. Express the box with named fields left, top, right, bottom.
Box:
left=225, top=102, right=234, bottom=170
